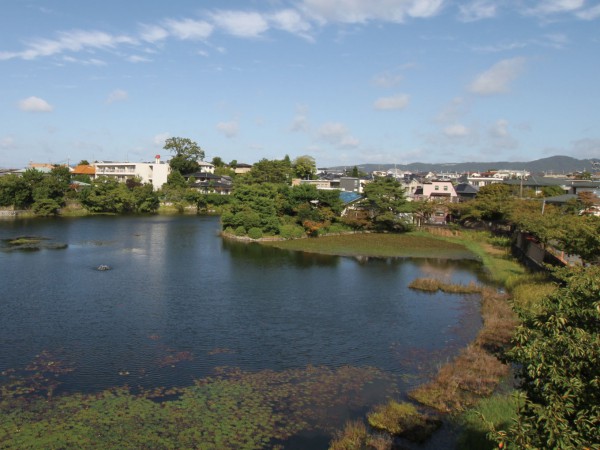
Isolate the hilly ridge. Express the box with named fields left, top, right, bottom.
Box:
left=343, top=155, right=599, bottom=174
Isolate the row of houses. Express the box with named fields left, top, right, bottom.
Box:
left=0, top=156, right=257, bottom=193
left=3, top=158, right=599, bottom=208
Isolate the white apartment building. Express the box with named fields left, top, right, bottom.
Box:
left=93, top=155, right=170, bottom=191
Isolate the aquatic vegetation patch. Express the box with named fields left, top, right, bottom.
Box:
left=367, top=400, right=441, bottom=442
left=0, top=360, right=396, bottom=449
left=156, top=349, right=194, bottom=368
left=1, top=235, right=67, bottom=251
left=408, top=277, right=482, bottom=294
left=329, top=420, right=392, bottom=450
left=408, top=344, right=509, bottom=413
left=207, top=347, right=236, bottom=355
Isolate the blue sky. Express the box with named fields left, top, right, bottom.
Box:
left=1, top=0, right=599, bottom=169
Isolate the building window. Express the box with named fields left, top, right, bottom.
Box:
left=435, top=185, right=439, bottom=190
left=444, top=186, right=448, bottom=191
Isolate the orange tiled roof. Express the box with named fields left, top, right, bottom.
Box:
left=72, top=165, right=96, bottom=175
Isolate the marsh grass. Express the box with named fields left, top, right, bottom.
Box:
left=367, top=400, right=441, bottom=442
left=264, top=233, right=476, bottom=259
left=329, top=421, right=392, bottom=450
left=409, top=278, right=482, bottom=294
left=456, top=393, right=520, bottom=449
left=408, top=344, right=509, bottom=413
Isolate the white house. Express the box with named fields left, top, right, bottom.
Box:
left=92, top=155, right=170, bottom=191
left=413, top=179, right=458, bottom=202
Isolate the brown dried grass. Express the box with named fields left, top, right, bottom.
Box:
left=408, top=277, right=482, bottom=294
left=408, top=287, right=516, bottom=413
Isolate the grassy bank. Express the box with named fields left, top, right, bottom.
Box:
left=263, top=232, right=477, bottom=260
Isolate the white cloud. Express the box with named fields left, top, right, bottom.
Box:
left=16, top=30, right=136, bottom=61
left=488, top=119, right=518, bottom=149
left=436, top=96, right=470, bottom=124
left=576, top=4, right=600, bottom=19
left=153, top=133, right=170, bottom=146
left=269, top=9, right=313, bottom=38
left=127, top=55, right=152, bottom=63
left=374, top=94, right=410, bottom=110
left=468, top=57, right=526, bottom=95
left=444, top=124, right=470, bottom=137
left=458, top=0, right=497, bottom=22
left=210, top=10, right=270, bottom=38
left=318, top=122, right=359, bottom=148
left=290, top=105, right=310, bottom=132
left=164, top=18, right=213, bottom=40
left=62, top=55, right=107, bottom=66
left=525, top=0, right=584, bottom=15
left=0, top=136, right=17, bottom=150
left=106, top=89, right=128, bottom=104
left=139, top=24, right=169, bottom=43
left=570, top=138, right=600, bottom=159
left=299, top=0, right=444, bottom=24
left=217, top=120, right=239, bottom=138
left=18, top=96, right=53, bottom=112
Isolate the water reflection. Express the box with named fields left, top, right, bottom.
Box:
left=222, top=238, right=341, bottom=268
left=0, top=215, right=484, bottom=397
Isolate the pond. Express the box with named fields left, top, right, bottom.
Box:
left=0, top=215, right=487, bottom=449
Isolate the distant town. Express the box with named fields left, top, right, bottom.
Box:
left=2, top=153, right=599, bottom=210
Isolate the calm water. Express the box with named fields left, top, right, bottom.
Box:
left=1, top=215, right=486, bottom=447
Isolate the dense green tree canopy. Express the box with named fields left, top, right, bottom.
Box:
left=0, top=167, right=71, bottom=213
left=362, top=177, right=410, bottom=231
left=238, top=158, right=292, bottom=185
left=292, top=155, right=316, bottom=180
left=164, top=137, right=204, bottom=175
left=507, top=265, right=600, bottom=448
left=79, top=177, right=159, bottom=214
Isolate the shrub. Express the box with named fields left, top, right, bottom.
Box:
left=247, top=227, right=263, bottom=240
left=323, top=222, right=351, bottom=234
left=234, top=226, right=246, bottom=236
left=278, top=224, right=305, bottom=239
left=32, top=198, right=61, bottom=216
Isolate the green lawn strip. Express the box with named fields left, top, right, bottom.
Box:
left=263, top=232, right=476, bottom=260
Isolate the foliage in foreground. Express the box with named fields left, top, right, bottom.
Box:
left=504, top=265, right=600, bottom=449
left=0, top=364, right=395, bottom=450
left=457, top=393, right=520, bottom=449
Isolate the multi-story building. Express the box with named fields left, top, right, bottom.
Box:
left=92, top=155, right=170, bottom=191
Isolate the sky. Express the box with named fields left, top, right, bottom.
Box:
left=1, top=0, right=599, bottom=169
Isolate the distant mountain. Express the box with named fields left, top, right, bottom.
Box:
left=332, top=156, right=598, bottom=175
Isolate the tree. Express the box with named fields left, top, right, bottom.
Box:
left=222, top=183, right=287, bottom=234
left=292, top=155, right=316, bottom=180
left=238, top=158, right=292, bottom=185
left=456, top=183, right=514, bottom=224
left=166, top=171, right=187, bottom=188
left=211, top=156, right=224, bottom=168
left=0, top=174, right=30, bottom=208
left=505, top=265, right=600, bottom=449
left=351, top=166, right=359, bottom=178
left=508, top=199, right=562, bottom=248
left=164, top=137, right=204, bottom=175
left=555, top=215, right=600, bottom=264
left=540, top=185, right=566, bottom=197
left=410, top=199, right=437, bottom=227
left=362, top=177, right=410, bottom=231
left=79, top=177, right=134, bottom=213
